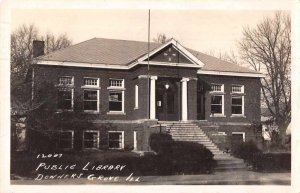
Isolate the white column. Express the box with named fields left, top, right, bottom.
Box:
left=150, top=76, right=157, bottom=119
left=181, top=78, right=189, bottom=121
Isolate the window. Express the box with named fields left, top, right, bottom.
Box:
left=232, top=85, right=244, bottom=93
left=210, top=83, right=224, bottom=116
left=135, top=85, right=138, bottom=109
left=57, top=88, right=73, bottom=110
left=58, top=131, right=73, bottom=149
left=84, top=77, right=99, bottom=87
left=57, top=76, right=74, bottom=110
left=83, top=90, right=99, bottom=111
left=82, top=77, right=100, bottom=112
left=108, top=131, right=124, bottom=149
left=211, top=84, right=224, bottom=92
left=232, top=132, right=245, bottom=142
left=108, top=79, right=125, bottom=113
left=211, top=95, right=223, bottom=114
left=58, top=76, right=73, bottom=85
left=231, top=85, right=244, bottom=115
left=232, top=96, right=243, bottom=114
left=109, top=91, right=123, bottom=111
left=109, top=79, right=123, bottom=88
left=83, top=131, right=99, bottom=149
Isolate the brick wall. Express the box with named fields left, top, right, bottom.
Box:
left=198, top=75, right=261, bottom=123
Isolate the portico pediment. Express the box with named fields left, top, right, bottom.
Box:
left=136, top=38, right=205, bottom=68
left=149, top=44, right=193, bottom=64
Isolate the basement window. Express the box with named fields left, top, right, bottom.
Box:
left=108, top=131, right=124, bottom=149
left=83, top=130, right=99, bottom=149
left=58, top=131, right=74, bottom=149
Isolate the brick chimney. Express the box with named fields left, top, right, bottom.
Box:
left=33, top=40, right=44, bottom=58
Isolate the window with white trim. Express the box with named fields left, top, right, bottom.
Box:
left=108, top=79, right=125, bottom=113
left=108, top=131, right=124, bottom=149
left=210, top=83, right=224, bottom=115
left=109, top=91, right=123, bottom=112
left=58, top=131, right=74, bottom=149
left=82, top=77, right=100, bottom=112
left=211, top=84, right=224, bottom=92
left=57, top=76, right=74, bottom=110
left=231, top=85, right=244, bottom=115
left=83, top=130, right=99, bottom=149
left=109, top=79, right=124, bottom=88
left=232, top=85, right=244, bottom=93
left=83, top=90, right=99, bottom=111
left=84, top=77, right=99, bottom=87
left=58, top=76, right=73, bottom=86
left=232, top=96, right=243, bottom=115
left=211, top=95, right=223, bottom=114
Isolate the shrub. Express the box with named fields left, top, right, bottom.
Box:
left=252, top=153, right=291, bottom=172
left=232, top=140, right=262, bottom=164
left=167, top=141, right=216, bottom=174
left=149, top=133, right=216, bottom=174
left=149, top=133, right=173, bottom=154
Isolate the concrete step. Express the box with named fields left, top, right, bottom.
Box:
left=169, top=131, right=205, bottom=134
left=170, top=134, right=206, bottom=136
left=165, top=122, right=225, bottom=158
left=168, top=126, right=199, bottom=128
left=169, top=132, right=205, bottom=135
left=216, top=159, right=245, bottom=165
left=172, top=137, right=211, bottom=141
left=215, top=165, right=248, bottom=171
left=168, top=126, right=200, bottom=129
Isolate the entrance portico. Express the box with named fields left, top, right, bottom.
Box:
left=149, top=76, right=190, bottom=121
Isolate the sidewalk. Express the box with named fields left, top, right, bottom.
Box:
left=11, top=170, right=290, bottom=185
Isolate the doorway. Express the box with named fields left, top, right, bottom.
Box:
left=156, top=78, right=180, bottom=121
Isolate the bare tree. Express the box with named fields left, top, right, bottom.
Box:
left=204, top=49, right=240, bottom=65
left=239, top=12, right=291, bottom=144
left=11, top=24, right=72, bottom=88
left=153, top=33, right=168, bottom=44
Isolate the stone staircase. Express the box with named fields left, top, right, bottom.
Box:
left=159, top=121, right=248, bottom=171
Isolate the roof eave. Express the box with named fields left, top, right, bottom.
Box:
left=197, top=70, right=265, bottom=78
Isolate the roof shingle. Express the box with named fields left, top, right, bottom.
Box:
left=38, top=38, right=256, bottom=73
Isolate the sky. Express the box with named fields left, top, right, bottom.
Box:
left=11, top=9, right=277, bottom=55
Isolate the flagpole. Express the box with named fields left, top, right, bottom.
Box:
left=147, top=9, right=150, bottom=119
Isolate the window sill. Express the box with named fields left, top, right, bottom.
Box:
left=81, top=86, right=101, bottom=89
left=107, top=112, right=126, bottom=115
left=210, top=114, right=226, bottom=117
left=55, top=84, right=74, bottom=89
left=83, top=111, right=100, bottom=114
left=230, top=93, right=246, bottom=95
left=230, top=114, right=246, bottom=118
left=56, top=109, right=74, bottom=113
left=107, top=86, right=126, bottom=91
left=210, top=92, right=225, bottom=95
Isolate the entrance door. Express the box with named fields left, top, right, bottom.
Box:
left=156, top=79, right=179, bottom=121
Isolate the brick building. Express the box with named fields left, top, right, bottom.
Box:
left=31, top=38, right=264, bottom=152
